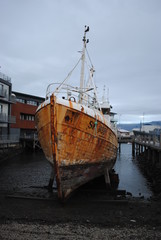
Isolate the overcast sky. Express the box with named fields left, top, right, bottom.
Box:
left=0, top=0, right=161, bottom=123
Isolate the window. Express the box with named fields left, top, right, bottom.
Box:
left=17, top=98, right=25, bottom=103
left=0, top=104, right=3, bottom=113
left=20, top=114, right=25, bottom=120
left=0, top=84, right=5, bottom=97
left=27, top=100, right=37, bottom=106
left=0, top=84, right=3, bottom=92
left=20, top=113, right=35, bottom=121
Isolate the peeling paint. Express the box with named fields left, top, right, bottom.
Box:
left=35, top=94, right=118, bottom=201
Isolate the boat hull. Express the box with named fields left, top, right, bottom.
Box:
left=35, top=94, right=118, bottom=200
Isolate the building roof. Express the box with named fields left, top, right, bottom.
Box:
left=12, top=91, right=45, bottom=102
left=118, top=129, right=130, bottom=133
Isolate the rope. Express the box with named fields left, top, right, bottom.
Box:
left=46, top=56, right=82, bottom=97
left=54, top=57, right=82, bottom=95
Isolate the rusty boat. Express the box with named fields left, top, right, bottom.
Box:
left=35, top=26, right=118, bottom=201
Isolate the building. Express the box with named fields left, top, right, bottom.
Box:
left=10, top=91, right=45, bottom=138
left=0, top=72, right=16, bottom=136
left=118, top=128, right=131, bottom=138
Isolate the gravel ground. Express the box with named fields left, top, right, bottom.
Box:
left=1, top=221, right=161, bottom=240
left=0, top=194, right=161, bottom=240
left=0, top=151, right=161, bottom=239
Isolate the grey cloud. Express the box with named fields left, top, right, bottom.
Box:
left=0, top=0, right=161, bottom=123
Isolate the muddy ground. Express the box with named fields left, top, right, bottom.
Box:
left=0, top=150, right=161, bottom=239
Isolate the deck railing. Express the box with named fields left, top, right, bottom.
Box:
left=133, top=131, right=161, bottom=149
left=0, top=134, right=19, bottom=144
left=46, top=83, right=101, bottom=110
left=0, top=72, right=11, bottom=83
left=0, top=88, right=7, bottom=98
left=20, top=133, right=38, bottom=140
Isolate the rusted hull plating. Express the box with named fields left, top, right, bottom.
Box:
left=35, top=94, right=118, bottom=200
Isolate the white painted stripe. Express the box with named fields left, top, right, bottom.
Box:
left=36, top=96, right=111, bottom=128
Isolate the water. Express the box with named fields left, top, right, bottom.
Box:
left=0, top=145, right=152, bottom=199
left=114, top=143, right=152, bottom=198
left=0, top=151, right=51, bottom=193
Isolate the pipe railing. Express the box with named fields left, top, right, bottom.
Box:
left=133, top=131, right=161, bottom=148
left=46, top=82, right=100, bottom=110
left=0, top=134, right=19, bottom=144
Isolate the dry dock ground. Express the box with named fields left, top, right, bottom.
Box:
left=0, top=151, right=161, bottom=239
left=0, top=188, right=161, bottom=239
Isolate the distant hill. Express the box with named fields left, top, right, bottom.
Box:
left=151, top=121, right=161, bottom=126
left=117, top=121, right=161, bottom=131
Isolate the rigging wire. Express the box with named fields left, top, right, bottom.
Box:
left=46, top=56, right=82, bottom=97
left=54, top=56, right=82, bottom=93
left=86, top=48, right=93, bottom=68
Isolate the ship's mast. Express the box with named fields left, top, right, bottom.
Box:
left=79, top=25, right=89, bottom=103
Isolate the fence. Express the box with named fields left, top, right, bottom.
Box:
left=0, top=134, right=19, bottom=144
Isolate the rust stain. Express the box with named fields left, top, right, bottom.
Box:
left=81, top=106, right=84, bottom=112
left=50, top=94, right=63, bottom=199
left=35, top=104, right=52, bottom=161
left=36, top=97, right=118, bottom=201
left=69, top=100, right=73, bottom=109
left=55, top=103, right=117, bottom=167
